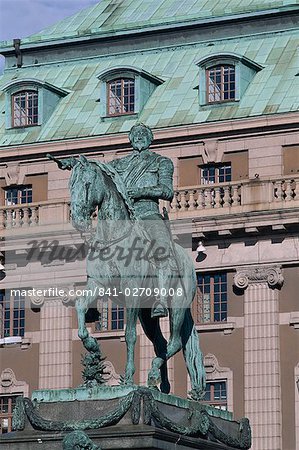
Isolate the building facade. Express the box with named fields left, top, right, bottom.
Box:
left=0, top=1, right=299, bottom=449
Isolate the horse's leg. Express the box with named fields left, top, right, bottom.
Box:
left=123, top=304, right=139, bottom=385
left=138, top=308, right=170, bottom=394
left=76, top=277, right=98, bottom=343
left=147, top=307, right=185, bottom=388
left=181, top=308, right=206, bottom=400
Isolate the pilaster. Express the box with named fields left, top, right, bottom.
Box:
left=31, top=294, right=73, bottom=389
left=234, top=265, right=283, bottom=450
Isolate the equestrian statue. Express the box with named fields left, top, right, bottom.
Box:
left=48, top=123, right=206, bottom=400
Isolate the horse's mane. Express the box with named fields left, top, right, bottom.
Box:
left=70, top=160, right=136, bottom=220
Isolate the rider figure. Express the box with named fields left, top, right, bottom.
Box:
left=48, top=123, right=174, bottom=318
left=108, top=123, right=174, bottom=318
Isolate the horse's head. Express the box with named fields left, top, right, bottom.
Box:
left=69, top=155, right=104, bottom=232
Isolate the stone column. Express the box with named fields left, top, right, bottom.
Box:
left=234, top=266, right=283, bottom=450
left=31, top=294, right=73, bottom=390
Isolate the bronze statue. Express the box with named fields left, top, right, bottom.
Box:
left=47, top=123, right=206, bottom=400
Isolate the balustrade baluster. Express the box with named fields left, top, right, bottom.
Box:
left=214, top=187, right=221, bottom=208
left=188, top=190, right=196, bottom=211
left=223, top=186, right=231, bottom=207
left=232, top=185, right=240, bottom=205
left=31, top=207, right=38, bottom=226
left=6, top=209, right=13, bottom=229
left=174, top=191, right=180, bottom=211
left=16, top=208, right=23, bottom=227
left=22, top=208, right=30, bottom=227
left=205, top=188, right=213, bottom=209
left=285, top=180, right=292, bottom=201
left=197, top=189, right=204, bottom=209
left=180, top=191, right=188, bottom=211
left=274, top=181, right=282, bottom=201
left=0, top=210, right=5, bottom=229
left=293, top=179, right=298, bottom=200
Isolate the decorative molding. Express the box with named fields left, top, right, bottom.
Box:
left=196, top=321, right=236, bottom=335
left=0, top=368, right=29, bottom=397
left=204, top=354, right=234, bottom=413
left=202, top=140, right=218, bottom=163
left=29, top=293, right=45, bottom=307
left=234, top=265, right=283, bottom=290
left=4, top=163, right=26, bottom=186
left=290, top=312, right=299, bottom=329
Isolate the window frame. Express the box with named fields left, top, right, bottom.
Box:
left=0, top=290, right=26, bottom=338
left=97, top=66, right=163, bottom=119
left=202, top=381, right=228, bottom=410
left=4, top=185, right=33, bottom=206
left=95, top=299, right=125, bottom=332
left=0, top=394, right=19, bottom=434
left=200, top=163, right=232, bottom=185
left=196, top=53, right=263, bottom=107
left=106, top=77, right=135, bottom=117
left=206, top=65, right=236, bottom=104
left=11, top=90, right=39, bottom=128
left=194, top=272, right=228, bottom=324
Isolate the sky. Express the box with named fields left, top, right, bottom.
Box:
left=0, top=0, right=100, bottom=72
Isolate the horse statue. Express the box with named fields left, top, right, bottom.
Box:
left=48, top=152, right=206, bottom=400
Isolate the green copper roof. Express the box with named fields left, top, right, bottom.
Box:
left=0, top=28, right=298, bottom=147
left=1, top=0, right=298, bottom=47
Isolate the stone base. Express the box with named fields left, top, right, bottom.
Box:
left=0, top=386, right=251, bottom=450
left=0, top=425, right=245, bottom=450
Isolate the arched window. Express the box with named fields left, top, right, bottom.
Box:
left=107, top=78, right=135, bottom=116
left=11, top=90, right=38, bottom=127
left=207, top=65, right=235, bottom=103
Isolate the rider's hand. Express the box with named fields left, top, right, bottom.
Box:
left=128, top=188, right=142, bottom=199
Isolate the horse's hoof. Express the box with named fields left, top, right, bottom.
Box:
left=147, top=368, right=161, bottom=387
left=160, top=381, right=171, bottom=394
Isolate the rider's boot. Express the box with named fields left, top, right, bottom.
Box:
left=151, top=267, right=170, bottom=318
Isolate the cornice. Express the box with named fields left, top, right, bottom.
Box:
left=0, top=112, right=298, bottom=162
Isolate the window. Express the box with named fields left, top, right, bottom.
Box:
left=202, top=381, right=227, bottom=410
left=95, top=299, right=125, bottom=332
left=4, top=186, right=32, bottom=206
left=0, top=291, right=25, bottom=338
left=107, top=78, right=135, bottom=116
left=195, top=273, right=227, bottom=323
left=201, top=164, right=232, bottom=184
left=207, top=65, right=235, bottom=103
left=0, top=395, right=19, bottom=434
left=12, top=91, right=38, bottom=127
left=97, top=66, right=163, bottom=118
left=2, top=79, right=68, bottom=130
left=196, top=53, right=263, bottom=106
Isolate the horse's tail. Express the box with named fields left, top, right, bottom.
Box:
left=181, top=308, right=206, bottom=400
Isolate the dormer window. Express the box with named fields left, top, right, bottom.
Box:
left=12, top=90, right=38, bottom=127
left=107, top=78, right=135, bottom=116
left=196, top=53, right=263, bottom=107
left=97, top=66, right=163, bottom=118
left=2, top=79, right=68, bottom=130
left=207, top=65, right=235, bottom=103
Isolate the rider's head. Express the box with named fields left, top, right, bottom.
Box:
left=129, top=123, right=153, bottom=152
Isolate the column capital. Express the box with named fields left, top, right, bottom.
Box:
left=234, top=265, right=283, bottom=290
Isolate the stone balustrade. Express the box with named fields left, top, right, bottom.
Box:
left=0, top=200, right=70, bottom=230
left=161, top=176, right=299, bottom=217
left=0, top=176, right=298, bottom=230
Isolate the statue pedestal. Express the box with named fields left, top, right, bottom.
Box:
left=0, top=386, right=251, bottom=450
